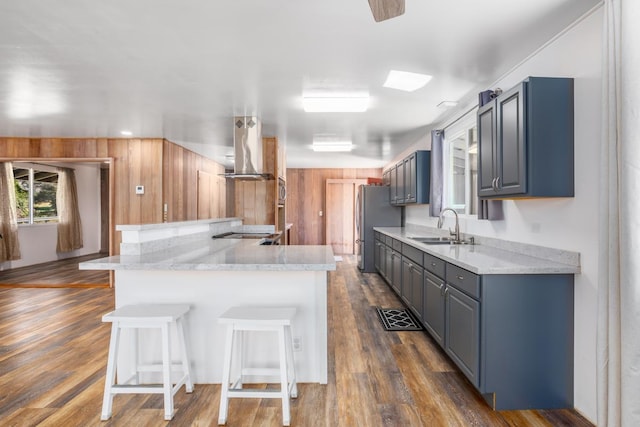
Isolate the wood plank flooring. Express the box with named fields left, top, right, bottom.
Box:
left=0, top=254, right=109, bottom=287
left=0, top=256, right=593, bottom=426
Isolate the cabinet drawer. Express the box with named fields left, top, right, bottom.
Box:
left=392, top=239, right=402, bottom=251
left=424, top=253, right=446, bottom=278
left=446, top=264, right=480, bottom=300
left=384, top=235, right=393, bottom=246
left=402, top=244, right=423, bottom=266
left=374, top=231, right=381, bottom=241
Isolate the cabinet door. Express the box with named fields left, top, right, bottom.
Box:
left=383, top=170, right=391, bottom=187
left=495, top=83, right=526, bottom=195
left=374, top=240, right=382, bottom=273
left=389, top=165, right=398, bottom=205
left=477, top=101, right=497, bottom=197
left=395, top=161, right=405, bottom=205
left=410, top=264, right=424, bottom=321
left=384, top=244, right=393, bottom=282
left=445, top=285, right=480, bottom=387
left=404, top=154, right=416, bottom=203
left=401, top=258, right=412, bottom=306
left=423, top=271, right=445, bottom=346
left=391, top=250, right=402, bottom=295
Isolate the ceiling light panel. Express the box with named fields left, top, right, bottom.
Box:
left=303, top=94, right=369, bottom=113
left=383, top=70, right=432, bottom=92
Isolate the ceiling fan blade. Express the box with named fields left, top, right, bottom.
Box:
left=368, top=0, right=405, bottom=22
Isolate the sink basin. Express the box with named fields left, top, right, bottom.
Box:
left=409, top=236, right=454, bottom=244
left=409, top=236, right=475, bottom=245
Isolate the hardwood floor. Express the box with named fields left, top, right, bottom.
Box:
left=0, top=256, right=593, bottom=426
left=0, top=254, right=109, bottom=287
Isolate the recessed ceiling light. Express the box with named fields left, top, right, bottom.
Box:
left=303, top=94, right=369, bottom=113
left=311, top=136, right=353, bottom=152
left=383, top=70, right=432, bottom=92
left=312, top=142, right=353, bottom=152
left=120, top=130, right=133, bottom=136
left=437, top=101, right=458, bottom=108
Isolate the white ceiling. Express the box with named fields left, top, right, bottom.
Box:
left=0, top=0, right=600, bottom=169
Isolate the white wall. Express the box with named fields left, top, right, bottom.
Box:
left=1, top=162, right=102, bottom=270
left=404, top=8, right=602, bottom=422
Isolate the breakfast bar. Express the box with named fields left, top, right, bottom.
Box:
left=80, top=219, right=336, bottom=385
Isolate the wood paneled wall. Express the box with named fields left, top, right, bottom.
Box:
left=286, top=168, right=382, bottom=245
left=162, top=140, right=226, bottom=222
left=0, top=137, right=225, bottom=255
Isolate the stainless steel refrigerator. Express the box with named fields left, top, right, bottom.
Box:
left=356, top=185, right=402, bottom=272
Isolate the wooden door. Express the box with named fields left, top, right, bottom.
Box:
left=325, top=179, right=367, bottom=255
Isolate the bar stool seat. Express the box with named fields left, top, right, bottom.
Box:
left=218, top=306, right=298, bottom=426
left=101, top=304, right=194, bottom=421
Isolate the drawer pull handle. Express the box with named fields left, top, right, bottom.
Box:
left=457, top=275, right=464, bottom=280
left=431, top=262, right=436, bottom=267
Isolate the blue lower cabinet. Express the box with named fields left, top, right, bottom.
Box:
left=376, top=234, right=575, bottom=410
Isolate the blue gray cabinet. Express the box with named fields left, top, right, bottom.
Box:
left=374, top=239, right=383, bottom=274
left=374, top=232, right=574, bottom=411
left=389, top=150, right=431, bottom=206
left=390, top=245, right=402, bottom=295
left=477, top=77, right=574, bottom=198
left=424, top=270, right=445, bottom=346
left=401, top=244, right=424, bottom=321
left=445, top=276, right=481, bottom=388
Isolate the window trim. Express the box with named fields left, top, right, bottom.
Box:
left=13, top=164, right=60, bottom=225
left=442, top=111, right=478, bottom=217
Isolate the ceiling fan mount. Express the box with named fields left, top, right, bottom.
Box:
left=368, top=0, right=405, bottom=22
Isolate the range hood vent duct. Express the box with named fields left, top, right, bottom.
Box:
left=224, top=116, right=273, bottom=180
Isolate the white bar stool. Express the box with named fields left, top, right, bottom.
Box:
left=218, top=306, right=298, bottom=426
left=101, top=304, right=194, bottom=421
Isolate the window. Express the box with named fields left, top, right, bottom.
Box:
left=13, top=166, right=59, bottom=224
left=443, top=114, right=478, bottom=216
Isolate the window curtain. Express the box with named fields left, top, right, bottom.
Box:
left=597, top=0, right=640, bottom=425
left=0, top=162, right=22, bottom=261
left=56, top=167, right=83, bottom=253
left=429, top=129, right=444, bottom=217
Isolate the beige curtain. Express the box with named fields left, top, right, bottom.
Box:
left=0, top=162, right=22, bottom=261
left=597, top=0, right=640, bottom=425
left=56, top=167, right=83, bottom=252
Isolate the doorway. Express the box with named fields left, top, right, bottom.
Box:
left=325, top=179, right=367, bottom=255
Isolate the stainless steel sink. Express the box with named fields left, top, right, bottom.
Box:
left=409, top=236, right=475, bottom=245
left=409, top=236, right=454, bottom=244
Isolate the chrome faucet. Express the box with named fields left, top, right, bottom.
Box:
left=437, top=208, right=461, bottom=243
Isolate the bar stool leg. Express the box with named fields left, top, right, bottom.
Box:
left=176, top=317, right=194, bottom=393
left=278, top=326, right=291, bottom=426
left=218, top=325, right=235, bottom=425
left=101, top=322, right=121, bottom=421
left=161, top=323, right=174, bottom=420
left=131, top=328, right=139, bottom=385
left=284, top=325, right=298, bottom=399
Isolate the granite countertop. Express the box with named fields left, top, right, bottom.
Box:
left=374, top=227, right=580, bottom=275
left=80, top=239, right=336, bottom=272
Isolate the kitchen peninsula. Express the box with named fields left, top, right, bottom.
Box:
left=80, top=218, right=336, bottom=384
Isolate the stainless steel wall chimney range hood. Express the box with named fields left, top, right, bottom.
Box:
left=224, top=116, right=274, bottom=180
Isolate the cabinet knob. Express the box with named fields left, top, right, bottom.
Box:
left=457, top=275, right=464, bottom=280
left=431, top=262, right=436, bottom=267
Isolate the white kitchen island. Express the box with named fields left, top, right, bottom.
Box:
left=80, top=219, right=336, bottom=384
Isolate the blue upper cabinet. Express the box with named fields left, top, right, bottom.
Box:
left=390, top=150, right=431, bottom=206
left=477, top=77, right=574, bottom=199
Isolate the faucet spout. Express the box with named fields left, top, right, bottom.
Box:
left=437, top=208, right=460, bottom=242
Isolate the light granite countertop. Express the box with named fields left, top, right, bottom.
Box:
left=80, top=239, right=336, bottom=272
left=374, top=227, right=580, bottom=275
